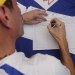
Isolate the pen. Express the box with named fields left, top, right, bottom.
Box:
left=52, top=23, right=61, bottom=27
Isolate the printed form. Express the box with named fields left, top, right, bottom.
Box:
left=23, top=6, right=75, bottom=54
left=31, top=7, right=75, bottom=54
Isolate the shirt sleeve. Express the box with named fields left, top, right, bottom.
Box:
left=32, top=53, right=70, bottom=75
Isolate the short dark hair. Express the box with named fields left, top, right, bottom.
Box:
left=4, top=0, right=13, bottom=9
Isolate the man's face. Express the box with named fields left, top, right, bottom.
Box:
left=9, top=0, right=24, bottom=38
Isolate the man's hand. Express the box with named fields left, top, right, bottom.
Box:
left=47, top=18, right=66, bottom=43
left=22, top=9, right=48, bottom=25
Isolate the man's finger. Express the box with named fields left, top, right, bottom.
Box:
left=36, top=15, right=47, bottom=21
left=38, top=11, right=48, bottom=16
left=50, top=18, right=61, bottom=24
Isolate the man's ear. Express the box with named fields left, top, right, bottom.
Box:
left=0, top=5, right=12, bottom=29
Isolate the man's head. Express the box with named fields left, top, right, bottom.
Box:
left=0, top=0, right=23, bottom=41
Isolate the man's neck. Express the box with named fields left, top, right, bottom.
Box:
left=0, top=41, right=15, bottom=60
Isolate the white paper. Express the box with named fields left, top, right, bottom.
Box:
left=22, top=25, right=33, bottom=40
left=22, top=6, right=34, bottom=40
left=32, top=7, right=75, bottom=53
left=69, top=48, right=75, bottom=54
left=33, top=24, right=59, bottom=50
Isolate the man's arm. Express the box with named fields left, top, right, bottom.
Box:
left=47, top=18, right=75, bottom=75
left=58, top=36, right=75, bottom=75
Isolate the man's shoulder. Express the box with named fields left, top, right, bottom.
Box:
left=0, top=52, right=70, bottom=75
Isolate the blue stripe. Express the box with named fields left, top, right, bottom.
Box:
left=0, top=64, right=24, bottom=75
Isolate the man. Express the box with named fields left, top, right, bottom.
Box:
left=0, top=0, right=75, bottom=75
